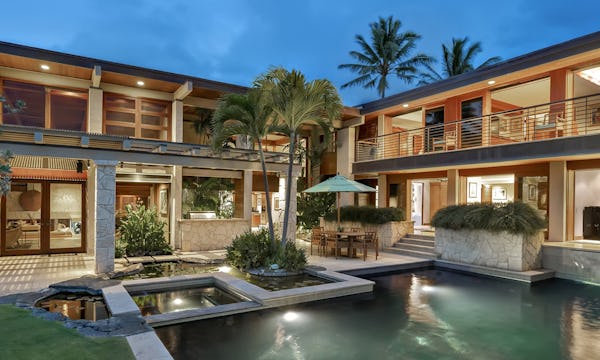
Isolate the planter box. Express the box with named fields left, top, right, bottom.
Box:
left=435, top=228, right=544, bottom=271
left=320, top=219, right=414, bottom=250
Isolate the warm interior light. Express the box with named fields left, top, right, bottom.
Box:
left=487, top=80, right=496, bottom=85
left=577, top=67, right=600, bottom=86
left=283, top=311, right=299, bottom=322
left=402, top=103, right=409, bottom=108
left=136, top=80, right=145, bottom=86
left=40, top=64, right=50, bottom=70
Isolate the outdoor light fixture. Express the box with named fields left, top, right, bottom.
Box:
left=403, top=103, right=409, bottom=108
left=40, top=64, right=50, bottom=70
left=577, top=66, right=600, bottom=86
left=173, top=298, right=183, bottom=305
left=487, top=80, right=496, bottom=85
left=136, top=80, right=145, bottom=86
left=218, top=266, right=232, bottom=273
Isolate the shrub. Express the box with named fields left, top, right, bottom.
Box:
left=117, top=204, right=172, bottom=257
left=297, top=192, right=335, bottom=230
left=226, top=229, right=307, bottom=271
left=431, top=201, right=546, bottom=236
left=324, top=206, right=404, bottom=224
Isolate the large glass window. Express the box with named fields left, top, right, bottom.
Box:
left=104, top=93, right=170, bottom=140
left=461, top=97, right=482, bottom=148
left=1, top=80, right=87, bottom=131
left=425, top=107, right=444, bottom=152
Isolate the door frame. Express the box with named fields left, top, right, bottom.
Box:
left=1, top=179, right=86, bottom=256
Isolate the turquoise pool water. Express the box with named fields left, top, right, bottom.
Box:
left=155, top=270, right=600, bottom=359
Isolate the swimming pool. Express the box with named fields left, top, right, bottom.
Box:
left=155, top=269, right=600, bottom=359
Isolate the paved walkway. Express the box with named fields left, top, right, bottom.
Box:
left=0, top=245, right=430, bottom=297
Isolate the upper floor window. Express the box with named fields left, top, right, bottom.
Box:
left=103, top=93, right=170, bottom=140
left=1, top=79, right=87, bottom=131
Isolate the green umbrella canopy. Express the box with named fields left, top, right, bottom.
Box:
left=303, top=175, right=376, bottom=229
left=303, top=175, right=376, bottom=193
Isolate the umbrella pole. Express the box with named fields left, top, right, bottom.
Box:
left=337, top=192, right=341, bottom=231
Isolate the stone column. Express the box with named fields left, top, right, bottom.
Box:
left=549, top=161, right=567, bottom=242
left=447, top=169, right=460, bottom=206
left=378, top=174, right=388, bottom=208
left=94, top=160, right=117, bottom=273
left=88, top=87, right=103, bottom=133
left=86, top=162, right=97, bottom=255
left=170, top=100, right=183, bottom=248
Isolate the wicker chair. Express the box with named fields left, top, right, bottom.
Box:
left=310, top=227, right=325, bottom=256
left=5, top=226, right=22, bottom=249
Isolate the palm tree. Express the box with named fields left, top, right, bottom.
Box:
left=419, top=37, right=501, bottom=84
left=338, top=16, right=432, bottom=98
left=256, top=67, right=342, bottom=246
left=211, top=89, right=278, bottom=244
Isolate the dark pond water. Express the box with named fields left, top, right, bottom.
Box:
left=122, top=262, right=331, bottom=291
left=130, top=286, right=246, bottom=316
left=155, top=269, right=600, bottom=360
left=36, top=292, right=109, bottom=321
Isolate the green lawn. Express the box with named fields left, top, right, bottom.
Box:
left=0, top=304, right=135, bottom=360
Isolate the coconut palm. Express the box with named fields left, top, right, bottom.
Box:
left=256, top=67, right=342, bottom=246
left=339, top=16, right=432, bottom=98
left=419, top=37, right=501, bottom=84
left=211, top=89, right=278, bottom=244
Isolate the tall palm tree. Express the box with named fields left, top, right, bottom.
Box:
left=339, top=16, right=432, bottom=98
left=419, top=37, right=501, bottom=84
left=256, top=67, right=342, bottom=246
left=211, top=89, right=278, bottom=244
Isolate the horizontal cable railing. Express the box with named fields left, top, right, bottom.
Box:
left=355, top=93, right=600, bottom=162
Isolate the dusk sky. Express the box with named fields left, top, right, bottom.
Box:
left=1, top=0, right=599, bottom=106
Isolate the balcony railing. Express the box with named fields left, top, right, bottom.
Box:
left=355, top=93, right=600, bottom=162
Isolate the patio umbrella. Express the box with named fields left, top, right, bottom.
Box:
left=303, top=174, right=376, bottom=229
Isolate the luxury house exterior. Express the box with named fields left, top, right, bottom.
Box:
left=339, top=31, right=600, bottom=247
left=2, top=31, right=600, bottom=275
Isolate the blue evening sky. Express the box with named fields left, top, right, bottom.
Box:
left=1, top=0, right=599, bottom=106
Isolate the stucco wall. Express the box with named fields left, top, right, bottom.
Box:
left=321, top=219, right=414, bottom=249
left=435, top=228, right=544, bottom=271
left=179, top=219, right=250, bottom=251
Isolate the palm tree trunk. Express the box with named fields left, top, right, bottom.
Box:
left=281, top=131, right=296, bottom=246
left=257, top=139, right=276, bottom=246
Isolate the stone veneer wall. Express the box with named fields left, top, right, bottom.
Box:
left=435, top=228, right=544, bottom=271
left=179, top=219, right=250, bottom=251
left=94, top=160, right=117, bottom=273
left=543, top=245, right=600, bottom=284
left=320, top=219, right=414, bottom=249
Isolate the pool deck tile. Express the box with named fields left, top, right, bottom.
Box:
left=126, top=331, right=173, bottom=360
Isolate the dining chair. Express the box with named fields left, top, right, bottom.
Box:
left=310, top=227, right=325, bottom=256
left=362, top=231, right=379, bottom=261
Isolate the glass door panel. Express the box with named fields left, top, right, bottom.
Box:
left=5, top=181, right=43, bottom=251
left=49, top=183, right=83, bottom=250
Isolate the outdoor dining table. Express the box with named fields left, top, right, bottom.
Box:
left=334, top=231, right=365, bottom=258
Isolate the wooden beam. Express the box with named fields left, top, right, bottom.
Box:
left=91, top=65, right=102, bottom=87
left=183, top=96, right=218, bottom=109
left=174, top=81, right=193, bottom=101
left=182, top=168, right=243, bottom=179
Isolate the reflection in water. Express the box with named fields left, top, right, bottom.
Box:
left=36, top=293, right=109, bottom=321
left=156, top=270, right=600, bottom=360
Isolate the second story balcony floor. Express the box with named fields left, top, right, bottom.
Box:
left=354, top=93, right=600, bottom=172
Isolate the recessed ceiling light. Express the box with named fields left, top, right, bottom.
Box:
left=136, top=80, right=145, bottom=86
left=402, top=103, right=409, bottom=108
left=487, top=80, right=496, bottom=85
left=40, top=64, right=50, bottom=71
left=577, top=67, right=600, bottom=86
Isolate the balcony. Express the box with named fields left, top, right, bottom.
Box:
left=355, top=94, right=600, bottom=163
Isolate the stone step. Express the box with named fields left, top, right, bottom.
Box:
left=393, top=242, right=435, bottom=253
left=408, top=234, right=435, bottom=240
left=384, top=247, right=438, bottom=259
left=397, top=237, right=435, bottom=247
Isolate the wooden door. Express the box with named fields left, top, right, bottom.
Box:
left=428, top=182, right=447, bottom=223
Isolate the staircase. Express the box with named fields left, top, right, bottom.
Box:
left=386, top=234, right=437, bottom=259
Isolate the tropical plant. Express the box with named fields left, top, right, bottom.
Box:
left=431, top=202, right=545, bottom=236
left=182, top=177, right=234, bottom=218
left=225, top=229, right=307, bottom=271
left=191, top=108, right=214, bottom=145
left=211, top=89, right=278, bottom=243
left=419, top=37, right=501, bottom=84
left=324, top=206, right=405, bottom=224
left=339, top=15, right=432, bottom=98
left=0, top=95, right=25, bottom=196
left=117, top=204, right=172, bottom=257
left=256, top=67, right=343, bottom=246
left=297, top=192, right=336, bottom=229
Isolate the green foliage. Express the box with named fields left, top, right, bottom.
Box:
left=182, top=177, right=234, bottom=218
left=0, top=150, right=13, bottom=196
left=226, top=229, right=307, bottom=271
left=297, top=192, right=336, bottom=229
left=431, top=202, right=546, bottom=236
left=324, top=206, right=405, bottom=224
left=117, top=204, right=172, bottom=257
